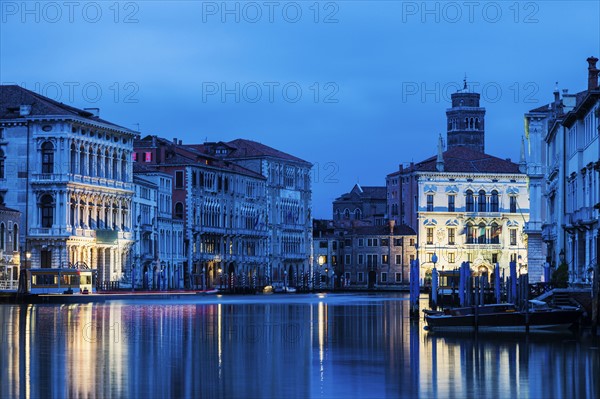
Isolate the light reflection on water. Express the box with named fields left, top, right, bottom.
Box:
left=0, top=294, right=598, bottom=398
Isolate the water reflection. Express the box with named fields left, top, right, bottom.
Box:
left=0, top=295, right=598, bottom=398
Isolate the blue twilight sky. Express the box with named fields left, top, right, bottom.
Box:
left=1, top=1, right=599, bottom=217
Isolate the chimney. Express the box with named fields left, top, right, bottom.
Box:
left=553, top=82, right=560, bottom=103
left=587, top=56, right=599, bottom=90
left=173, top=137, right=178, bottom=144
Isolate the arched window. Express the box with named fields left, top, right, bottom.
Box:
left=475, top=118, right=480, bottom=129
left=0, top=149, right=5, bottom=179
left=41, top=142, right=54, bottom=174
left=104, top=150, right=110, bottom=178
left=79, top=145, right=86, bottom=175
left=343, top=209, right=350, bottom=219
left=97, top=149, right=103, bottom=177
left=40, top=194, right=54, bottom=228
left=478, top=190, right=486, bottom=212
left=112, top=151, right=118, bottom=180
left=88, top=147, right=94, bottom=177
left=478, top=222, right=486, bottom=244
left=121, top=153, right=127, bottom=181
left=491, top=222, right=500, bottom=244
left=490, top=190, right=499, bottom=212
left=70, top=144, right=77, bottom=174
left=13, top=224, right=18, bottom=251
left=466, top=222, right=474, bottom=244
left=354, top=209, right=362, bottom=220
left=0, top=223, right=5, bottom=250
left=466, top=190, right=474, bottom=212
left=175, top=202, right=184, bottom=219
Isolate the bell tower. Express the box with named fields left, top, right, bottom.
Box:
left=446, top=78, right=486, bottom=153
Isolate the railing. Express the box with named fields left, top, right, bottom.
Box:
left=569, top=207, right=594, bottom=224
left=0, top=280, right=18, bottom=290
left=70, top=174, right=133, bottom=190
left=529, top=282, right=555, bottom=298
left=97, top=281, right=120, bottom=291
left=31, top=173, right=67, bottom=183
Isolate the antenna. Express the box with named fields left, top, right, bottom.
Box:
left=463, top=73, right=468, bottom=91
left=133, top=123, right=140, bottom=132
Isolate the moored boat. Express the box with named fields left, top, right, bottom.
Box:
left=424, top=301, right=583, bottom=332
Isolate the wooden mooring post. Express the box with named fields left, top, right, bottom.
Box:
left=592, top=235, right=599, bottom=336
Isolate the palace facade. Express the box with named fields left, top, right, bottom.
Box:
left=0, top=85, right=136, bottom=282
left=387, top=88, right=531, bottom=282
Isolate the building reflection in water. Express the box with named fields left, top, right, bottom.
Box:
left=0, top=295, right=598, bottom=398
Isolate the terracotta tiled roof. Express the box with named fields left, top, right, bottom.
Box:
left=350, top=224, right=416, bottom=236
left=359, top=186, right=387, bottom=199
left=135, top=136, right=266, bottom=180
left=224, top=139, right=310, bottom=164
left=413, top=146, right=522, bottom=174
left=0, top=205, right=21, bottom=214
left=0, top=85, right=133, bottom=132
left=133, top=163, right=159, bottom=173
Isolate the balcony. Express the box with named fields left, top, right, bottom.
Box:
left=74, top=228, right=97, bottom=238
left=69, top=173, right=133, bottom=191
left=568, top=207, right=597, bottom=229
left=140, top=223, right=154, bottom=233
left=29, top=227, right=64, bottom=236
left=31, top=173, right=68, bottom=184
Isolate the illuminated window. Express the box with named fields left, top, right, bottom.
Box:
left=426, top=227, right=434, bottom=245
left=448, top=228, right=455, bottom=245
left=144, top=152, right=152, bottom=162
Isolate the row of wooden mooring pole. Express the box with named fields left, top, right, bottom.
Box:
left=410, top=260, right=530, bottom=319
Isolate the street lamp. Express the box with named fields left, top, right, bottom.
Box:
left=218, top=267, right=222, bottom=290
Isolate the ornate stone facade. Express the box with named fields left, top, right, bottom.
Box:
left=0, top=85, right=136, bottom=282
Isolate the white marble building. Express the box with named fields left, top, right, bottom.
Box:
left=0, top=85, right=136, bottom=282
left=527, top=57, right=600, bottom=284
left=388, top=88, right=531, bottom=282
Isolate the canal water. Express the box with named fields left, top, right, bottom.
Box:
left=0, top=293, right=598, bottom=398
